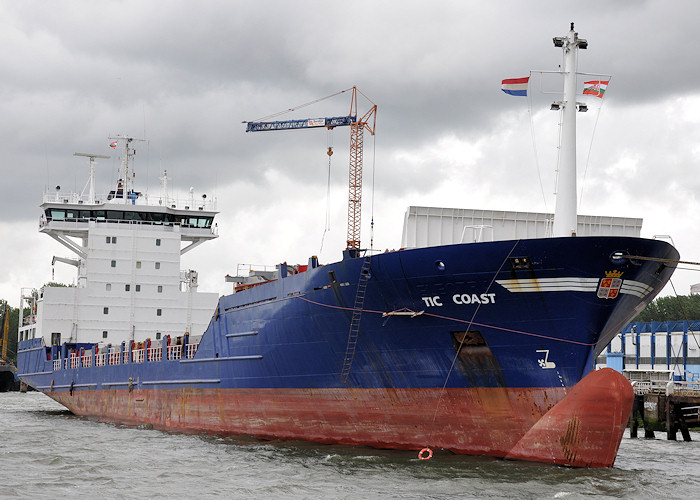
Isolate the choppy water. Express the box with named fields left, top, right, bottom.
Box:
left=1, top=392, right=698, bottom=499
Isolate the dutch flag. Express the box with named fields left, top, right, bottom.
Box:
left=501, top=77, right=529, bottom=97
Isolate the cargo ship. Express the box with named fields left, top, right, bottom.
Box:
left=16, top=25, right=679, bottom=467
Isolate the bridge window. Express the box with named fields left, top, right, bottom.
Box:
left=151, top=213, right=167, bottom=224
left=49, top=209, right=65, bottom=220
left=124, top=211, right=142, bottom=221
left=44, top=207, right=192, bottom=226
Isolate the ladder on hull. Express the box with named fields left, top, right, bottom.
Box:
left=340, top=256, right=371, bottom=383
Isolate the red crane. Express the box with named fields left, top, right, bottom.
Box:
left=245, top=86, right=377, bottom=250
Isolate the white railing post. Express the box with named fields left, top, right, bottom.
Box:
left=666, top=381, right=675, bottom=396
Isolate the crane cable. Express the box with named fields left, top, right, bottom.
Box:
left=319, top=129, right=334, bottom=254
left=248, top=88, right=353, bottom=123
left=369, top=130, right=377, bottom=251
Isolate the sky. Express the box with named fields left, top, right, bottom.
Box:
left=2, top=0, right=700, bottom=307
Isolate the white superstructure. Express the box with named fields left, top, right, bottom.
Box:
left=18, top=137, right=219, bottom=348
left=401, top=206, right=642, bottom=249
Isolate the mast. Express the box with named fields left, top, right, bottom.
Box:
left=108, top=135, right=146, bottom=203
left=160, top=170, right=169, bottom=205
left=552, top=23, right=587, bottom=238
left=73, top=152, right=110, bottom=204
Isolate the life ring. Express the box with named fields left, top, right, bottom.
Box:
left=418, top=448, right=433, bottom=460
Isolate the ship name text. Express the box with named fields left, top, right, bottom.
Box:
left=421, top=293, right=496, bottom=307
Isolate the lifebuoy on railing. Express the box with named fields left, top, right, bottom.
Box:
left=418, top=448, right=433, bottom=460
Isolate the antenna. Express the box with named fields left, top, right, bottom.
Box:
left=74, top=152, right=110, bottom=204
left=108, top=136, right=147, bottom=203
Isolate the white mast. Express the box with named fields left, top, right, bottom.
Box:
left=552, top=23, right=588, bottom=238
left=73, top=152, right=110, bottom=204
left=160, top=170, right=170, bottom=205
left=108, top=135, right=146, bottom=203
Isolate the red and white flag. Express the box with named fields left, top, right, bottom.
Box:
left=583, top=80, right=609, bottom=98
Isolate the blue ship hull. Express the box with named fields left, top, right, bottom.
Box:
left=17, top=236, right=678, bottom=466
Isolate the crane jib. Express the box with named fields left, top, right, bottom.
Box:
left=246, top=116, right=357, bottom=132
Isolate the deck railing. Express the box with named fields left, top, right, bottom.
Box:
left=632, top=379, right=700, bottom=396
left=51, top=342, right=199, bottom=371
left=96, top=353, right=107, bottom=367
left=108, top=351, right=123, bottom=365
left=147, top=347, right=162, bottom=362
left=132, top=349, right=145, bottom=364
left=186, top=344, right=198, bottom=359
left=168, top=345, right=182, bottom=360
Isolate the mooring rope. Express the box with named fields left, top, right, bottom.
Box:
left=292, top=281, right=597, bottom=347
left=420, top=311, right=597, bottom=346
left=617, top=254, right=700, bottom=267
left=420, top=240, right=522, bottom=458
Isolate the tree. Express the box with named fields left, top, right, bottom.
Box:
left=633, top=294, right=700, bottom=322
left=0, top=301, right=19, bottom=364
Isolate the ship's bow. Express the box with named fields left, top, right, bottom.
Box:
left=505, top=368, right=633, bottom=467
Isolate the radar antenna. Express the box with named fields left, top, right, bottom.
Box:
left=73, top=152, right=110, bottom=204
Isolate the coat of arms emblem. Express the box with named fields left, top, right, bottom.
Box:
left=597, top=270, right=623, bottom=299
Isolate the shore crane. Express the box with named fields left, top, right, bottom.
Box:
left=0, top=300, right=9, bottom=361
left=245, top=86, right=377, bottom=250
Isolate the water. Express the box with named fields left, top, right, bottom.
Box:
left=1, top=392, right=698, bottom=499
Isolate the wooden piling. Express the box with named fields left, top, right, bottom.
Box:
left=629, top=380, right=699, bottom=441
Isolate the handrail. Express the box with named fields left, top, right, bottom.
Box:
left=42, top=191, right=218, bottom=211
left=49, top=342, right=200, bottom=370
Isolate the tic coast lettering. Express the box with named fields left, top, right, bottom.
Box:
left=421, top=293, right=496, bottom=307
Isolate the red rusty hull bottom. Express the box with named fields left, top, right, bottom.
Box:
left=47, top=368, right=632, bottom=467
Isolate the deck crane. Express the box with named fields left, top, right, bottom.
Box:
left=245, top=86, right=377, bottom=250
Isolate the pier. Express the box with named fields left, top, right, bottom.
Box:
left=628, top=378, right=700, bottom=441
left=596, top=320, right=700, bottom=439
